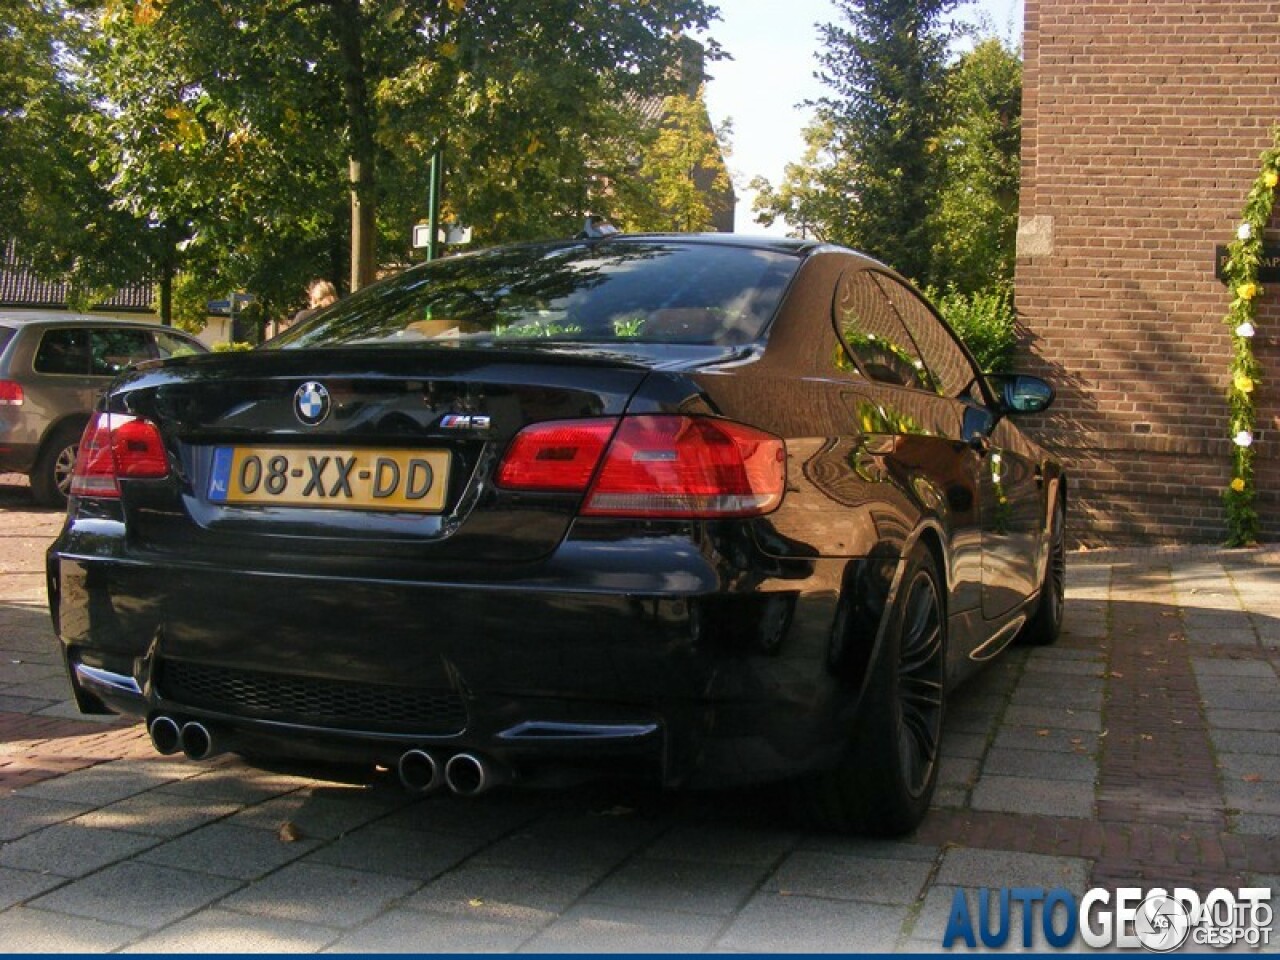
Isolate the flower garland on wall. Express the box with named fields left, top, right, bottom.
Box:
left=1220, top=128, right=1280, bottom=547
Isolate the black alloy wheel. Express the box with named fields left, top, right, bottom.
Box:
left=895, top=566, right=946, bottom=799
left=1019, top=496, right=1066, bottom=646
left=796, top=544, right=947, bottom=835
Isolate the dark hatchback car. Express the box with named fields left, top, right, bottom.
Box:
left=47, top=235, right=1064, bottom=834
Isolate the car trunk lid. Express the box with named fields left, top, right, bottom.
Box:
left=108, top=346, right=681, bottom=568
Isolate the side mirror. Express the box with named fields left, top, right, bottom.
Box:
left=987, top=374, right=1055, bottom=415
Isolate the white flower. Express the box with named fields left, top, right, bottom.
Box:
left=1238, top=223, right=1254, bottom=241
left=1234, top=430, right=1254, bottom=448
left=1236, top=321, right=1256, bottom=338
left=990, top=453, right=1002, bottom=465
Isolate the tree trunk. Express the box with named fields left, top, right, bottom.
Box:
left=333, top=0, right=376, bottom=291
left=159, top=258, right=173, bottom=327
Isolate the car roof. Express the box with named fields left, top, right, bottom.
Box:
left=609, top=232, right=828, bottom=255
left=0, top=311, right=197, bottom=336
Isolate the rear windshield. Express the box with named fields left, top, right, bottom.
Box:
left=270, top=241, right=801, bottom=350
left=0, top=327, right=14, bottom=355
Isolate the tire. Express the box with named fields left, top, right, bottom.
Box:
left=1018, top=496, right=1065, bottom=646
left=29, top=423, right=84, bottom=508
left=795, top=545, right=947, bottom=836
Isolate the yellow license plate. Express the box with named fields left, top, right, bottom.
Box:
left=208, top=446, right=450, bottom=513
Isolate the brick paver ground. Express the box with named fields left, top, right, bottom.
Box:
left=1, top=473, right=1278, bottom=952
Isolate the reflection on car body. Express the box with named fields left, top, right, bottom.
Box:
left=47, top=235, right=1065, bottom=834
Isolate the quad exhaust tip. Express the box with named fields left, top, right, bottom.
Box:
left=148, top=715, right=182, bottom=756
left=444, top=752, right=504, bottom=797
left=397, top=749, right=445, bottom=795
left=178, top=721, right=220, bottom=761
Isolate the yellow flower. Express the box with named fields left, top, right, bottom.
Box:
left=1266, top=170, right=1279, bottom=189
left=1234, top=373, right=1255, bottom=394
left=1231, top=477, right=1246, bottom=493
left=1238, top=282, right=1259, bottom=301
left=447, top=0, right=465, bottom=11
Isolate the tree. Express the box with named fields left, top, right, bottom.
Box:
left=616, top=86, right=733, bottom=233
left=0, top=0, right=152, bottom=301
left=90, top=0, right=720, bottom=299
left=812, top=0, right=963, bottom=285
left=749, top=117, right=847, bottom=242
left=929, top=36, right=1021, bottom=292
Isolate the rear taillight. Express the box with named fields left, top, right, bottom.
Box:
left=0, top=380, right=22, bottom=406
left=496, top=415, right=786, bottom=519
left=69, top=413, right=169, bottom=499
left=495, top=419, right=617, bottom=491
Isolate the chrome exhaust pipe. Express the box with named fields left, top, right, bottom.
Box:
left=397, top=749, right=445, bottom=795
left=148, top=715, right=182, bottom=756
left=444, top=752, right=507, bottom=797
left=178, top=721, right=221, bottom=761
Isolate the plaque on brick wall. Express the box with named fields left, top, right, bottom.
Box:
left=1215, top=244, right=1280, bottom=282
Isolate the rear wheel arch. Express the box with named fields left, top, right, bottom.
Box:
left=38, top=414, right=90, bottom=459
left=913, top=526, right=949, bottom=610
left=797, top=539, right=948, bottom=834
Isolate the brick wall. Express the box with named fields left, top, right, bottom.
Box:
left=1015, top=0, right=1280, bottom=543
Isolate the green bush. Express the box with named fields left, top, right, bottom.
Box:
left=928, top=283, right=1018, bottom=373
left=212, top=341, right=254, bottom=353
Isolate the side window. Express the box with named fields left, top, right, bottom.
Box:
left=90, top=329, right=157, bottom=376
left=832, top=269, right=936, bottom=392
left=154, top=331, right=201, bottom=358
left=874, top=275, right=978, bottom=399
left=33, top=329, right=91, bottom=375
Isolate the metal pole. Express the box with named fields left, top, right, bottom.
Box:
left=427, top=148, right=443, bottom=262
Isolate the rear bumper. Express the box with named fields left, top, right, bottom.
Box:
left=47, top=527, right=880, bottom=789
left=0, top=440, right=38, bottom=475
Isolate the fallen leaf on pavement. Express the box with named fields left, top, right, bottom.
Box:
left=278, top=822, right=303, bottom=843
left=1243, top=774, right=1262, bottom=783
left=593, top=805, right=635, bottom=817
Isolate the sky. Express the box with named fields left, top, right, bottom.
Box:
left=699, top=0, right=1025, bottom=235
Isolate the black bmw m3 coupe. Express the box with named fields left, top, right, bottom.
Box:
left=47, top=234, right=1065, bottom=834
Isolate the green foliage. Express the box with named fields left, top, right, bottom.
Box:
left=0, top=0, right=152, bottom=291
left=617, top=86, right=734, bottom=233
left=170, top=273, right=215, bottom=335
left=212, top=340, right=254, bottom=352
left=1217, top=129, right=1279, bottom=547
left=811, top=0, right=962, bottom=286
left=929, top=37, right=1021, bottom=291
left=750, top=118, right=845, bottom=242
left=926, top=283, right=1017, bottom=373
left=752, top=17, right=1022, bottom=300
left=43, top=0, right=718, bottom=326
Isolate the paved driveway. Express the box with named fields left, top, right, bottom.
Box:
left=1, top=475, right=1278, bottom=952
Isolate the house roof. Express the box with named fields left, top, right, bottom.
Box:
left=0, top=241, right=154, bottom=313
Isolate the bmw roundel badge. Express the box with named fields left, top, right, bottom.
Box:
left=294, top=381, right=331, bottom=426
